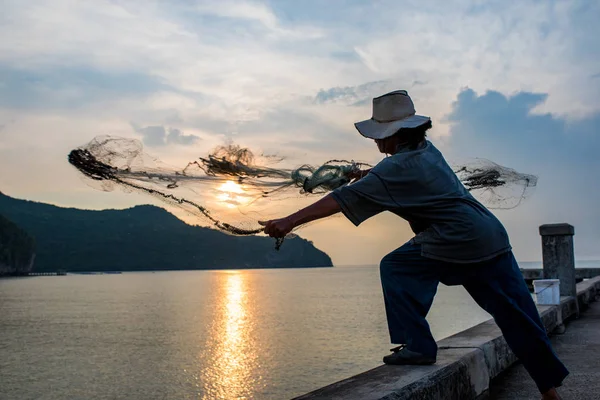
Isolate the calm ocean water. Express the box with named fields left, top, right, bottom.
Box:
left=1, top=262, right=597, bottom=400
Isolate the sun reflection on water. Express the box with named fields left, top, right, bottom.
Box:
left=200, top=272, right=257, bottom=400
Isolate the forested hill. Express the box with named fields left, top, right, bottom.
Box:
left=0, top=192, right=332, bottom=272
left=0, top=212, right=35, bottom=275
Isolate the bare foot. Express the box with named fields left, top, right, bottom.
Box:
left=541, top=388, right=561, bottom=400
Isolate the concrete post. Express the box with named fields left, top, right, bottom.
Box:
left=539, top=223, right=576, bottom=297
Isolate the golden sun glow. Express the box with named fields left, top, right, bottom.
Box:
left=216, top=181, right=249, bottom=209
left=219, top=180, right=245, bottom=194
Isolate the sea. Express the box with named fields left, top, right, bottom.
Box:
left=1, top=262, right=598, bottom=400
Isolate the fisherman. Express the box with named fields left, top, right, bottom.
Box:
left=259, top=90, right=568, bottom=400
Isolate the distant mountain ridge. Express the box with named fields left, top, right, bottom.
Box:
left=0, top=192, right=332, bottom=272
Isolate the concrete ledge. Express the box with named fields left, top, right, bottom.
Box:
left=293, top=348, right=487, bottom=400
left=539, top=223, right=575, bottom=236
left=294, top=277, right=600, bottom=400
left=520, top=268, right=600, bottom=281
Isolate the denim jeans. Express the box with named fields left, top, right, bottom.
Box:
left=379, top=241, right=569, bottom=393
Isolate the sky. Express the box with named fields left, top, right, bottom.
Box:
left=1, top=0, right=599, bottom=265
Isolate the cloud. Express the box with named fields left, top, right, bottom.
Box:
left=167, top=128, right=199, bottom=146
left=1, top=0, right=600, bottom=264
left=312, top=79, right=429, bottom=107
left=313, top=80, right=391, bottom=106
left=194, top=0, right=323, bottom=39
left=0, top=65, right=170, bottom=110
left=346, top=0, right=600, bottom=117
left=132, top=125, right=200, bottom=147
left=444, top=88, right=600, bottom=259
left=213, top=105, right=372, bottom=162
left=2, top=0, right=598, bottom=121
left=0, top=0, right=340, bottom=113
left=200, top=1, right=279, bottom=30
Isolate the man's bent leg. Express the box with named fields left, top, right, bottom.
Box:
left=462, top=251, right=569, bottom=393
left=380, top=242, right=441, bottom=358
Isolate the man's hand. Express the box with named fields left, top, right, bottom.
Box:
left=259, top=217, right=295, bottom=238
left=258, top=194, right=342, bottom=239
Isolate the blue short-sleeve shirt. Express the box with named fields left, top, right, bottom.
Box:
left=331, top=141, right=511, bottom=263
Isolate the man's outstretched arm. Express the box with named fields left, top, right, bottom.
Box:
left=259, top=194, right=341, bottom=238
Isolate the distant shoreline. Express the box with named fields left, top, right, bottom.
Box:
left=0, top=264, right=335, bottom=278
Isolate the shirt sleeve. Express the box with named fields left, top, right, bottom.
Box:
left=330, top=172, right=395, bottom=226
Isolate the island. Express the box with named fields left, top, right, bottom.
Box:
left=0, top=191, right=332, bottom=272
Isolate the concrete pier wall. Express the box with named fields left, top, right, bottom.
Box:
left=294, top=277, right=600, bottom=400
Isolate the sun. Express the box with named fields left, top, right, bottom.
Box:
left=219, top=180, right=245, bottom=194
left=216, top=180, right=249, bottom=208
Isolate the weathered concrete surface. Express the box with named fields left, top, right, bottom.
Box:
left=539, top=223, right=576, bottom=297
left=539, top=224, right=575, bottom=236
left=437, top=321, right=516, bottom=381
left=489, top=290, right=600, bottom=399
left=294, top=277, right=600, bottom=400
left=520, top=268, right=600, bottom=281
left=293, top=347, right=487, bottom=400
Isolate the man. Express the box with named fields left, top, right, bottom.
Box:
left=259, top=90, right=567, bottom=400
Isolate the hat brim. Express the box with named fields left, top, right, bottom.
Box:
left=354, top=115, right=431, bottom=140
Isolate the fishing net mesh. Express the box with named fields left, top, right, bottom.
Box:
left=68, top=136, right=537, bottom=248
left=453, top=159, right=537, bottom=209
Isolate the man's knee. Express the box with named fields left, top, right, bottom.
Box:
left=380, top=253, right=413, bottom=283
left=380, top=252, right=396, bottom=277
left=380, top=242, right=424, bottom=279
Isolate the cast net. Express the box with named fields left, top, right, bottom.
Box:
left=68, top=136, right=537, bottom=248
left=453, top=159, right=537, bottom=209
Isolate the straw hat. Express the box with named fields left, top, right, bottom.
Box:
left=354, top=90, right=430, bottom=140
